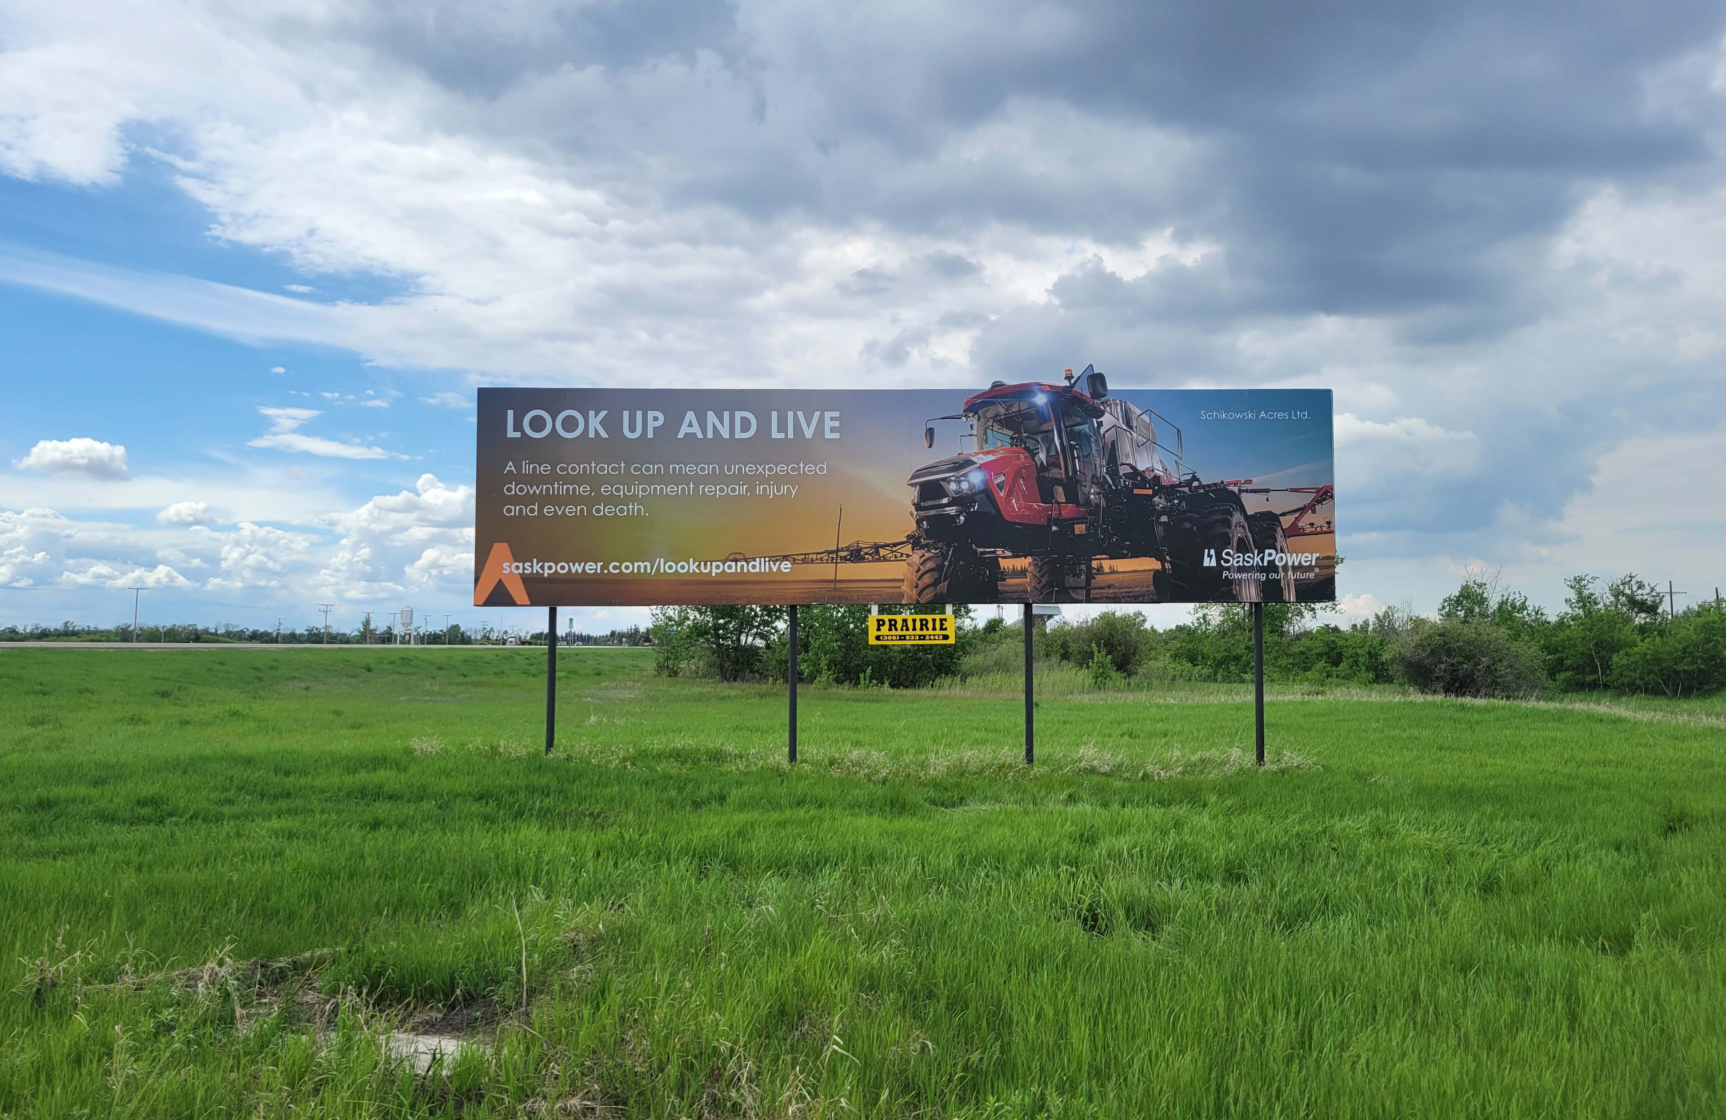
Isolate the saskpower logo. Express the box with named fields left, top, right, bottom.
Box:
left=474, top=542, right=531, bottom=606
left=1206, top=547, right=1320, bottom=568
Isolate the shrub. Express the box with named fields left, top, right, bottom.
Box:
left=1045, top=611, right=1154, bottom=675
left=649, top=605, right=782, bottom=681
left=1391, top=619, right=1546, bottom=698
left=1283, top=625, right=1392, bottom=685
left=1085, top=643, right=1123, bottom=688
left=1163, top=603, right=1359, bottom=683
left=1542, top=574, right=1661, bottom=690
left=1609, top=606, right=1726, bottom=697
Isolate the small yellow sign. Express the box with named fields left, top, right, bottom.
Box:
left=868, top=612, right=956, bottom=644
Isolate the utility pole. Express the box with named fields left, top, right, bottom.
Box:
left=128, top=586, right=146, bottom=642
left=317, top=603, right=334, bottom=644
left=442, top=614, right=452, bottom=645
left=276, top=618, right=283, bottom=644
left=1668, top=581, right=1687, bottom=621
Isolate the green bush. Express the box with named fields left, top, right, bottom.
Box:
left=1161, top=603, right=1390, bottom=684
left=1044, top=611, right=1154, bottom=675
left=1283, top=625, right=1392, bottom=685
left=1540, top=575, right=1661, bottom=690
left=1609, top=605, right=1726, bottom=697
left=649, top=605, right=782, bottom=681
left=1391, top=619, right=1546, bottom=698
left=1085, top=643, right=1123, bottom=688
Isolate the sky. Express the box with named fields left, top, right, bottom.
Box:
left=3, top=0, right=1725, bottom=636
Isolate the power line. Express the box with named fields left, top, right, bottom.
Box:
left=0, top=586, right=292, bottom=611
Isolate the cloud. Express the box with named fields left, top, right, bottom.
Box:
left=259, top=406, right=319, bottom=425
left=1334, top=413, right=1483, bottom=531
left=247, top=405, right=389, bottom=460
left=419, top=392, right=469, bottom=409
left=404, top=544, right=472, bottom=588
left=0, top=474, right=478, bottom=620
left=157, top=500, right=213, bottom=526
left=0, top=244, right=354, bottom=349
left=0, top=508, right=58, bottom=587
left=1501, top=431, right=1726, bottom=585
left=1334, top=593, right=1386, bottom=622
left=0, top=508, right=207, bottom=591
left=0, top=459, right=352, bottom=524
left=202, top=521, right=316, bottom=590
left=110, top=564, right=195, bottom=589
left=156, top=547, right=207, bottom=569
left=14, top=437, right=130, bottom=480
left=270, top=365, right=286, bottom=373
left=316, top=473, right=474, bottom=602
left=1335, top=414, right=1482, bottom=478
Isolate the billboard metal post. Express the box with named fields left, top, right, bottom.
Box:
left=1252, top=602, right=1265, bottom=768
left=787, top=605, right=799, bottom=764
left=1023, top=603, right=1034, bottom=766
left=546, top=605, right=557, bottom=755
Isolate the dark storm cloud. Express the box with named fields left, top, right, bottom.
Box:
left=837, top=267, right=894, bottom=297
left=341, top=0, right=1724, bottom=331
left=923, top=252, right=982, bottom=280
left=322, top=0, right=745, bottom=97
left=889, top=0, right=1718, bottom=321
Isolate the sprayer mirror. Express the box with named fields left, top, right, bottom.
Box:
left=1085, top=370, right=1108, bottom=399
left=924, top=426, right=935, bottom=449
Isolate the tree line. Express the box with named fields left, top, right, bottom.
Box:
left=0, top=619, right=653, bottom=646
left=0, top=620, right=473, bottom=644
left=650, top=572, right=1726, bottom=699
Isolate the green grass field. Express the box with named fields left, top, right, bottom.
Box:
left=2, top=647, right=1723, bottom=1118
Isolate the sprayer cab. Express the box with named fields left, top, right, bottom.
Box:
left=902, top=365, right=1288, bottom=606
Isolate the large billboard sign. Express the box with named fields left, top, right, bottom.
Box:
left=473, top=376, right=1334, bottom=607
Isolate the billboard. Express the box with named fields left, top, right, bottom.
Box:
left=473, top=377, right=1333, bottom=607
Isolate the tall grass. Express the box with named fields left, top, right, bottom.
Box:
left=1, top=648, right=1723, bottom=1117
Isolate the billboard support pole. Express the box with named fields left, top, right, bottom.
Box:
left=546, top=605, right=557, bottom=756
left=787, top=605, right=799, bottom=764
left=1252, top=602, right=1264, bottom=768
left=1023, top=603, right=1034, bottom=765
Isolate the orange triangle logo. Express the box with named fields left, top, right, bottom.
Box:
left=474, top=542, right=530, bottom=606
